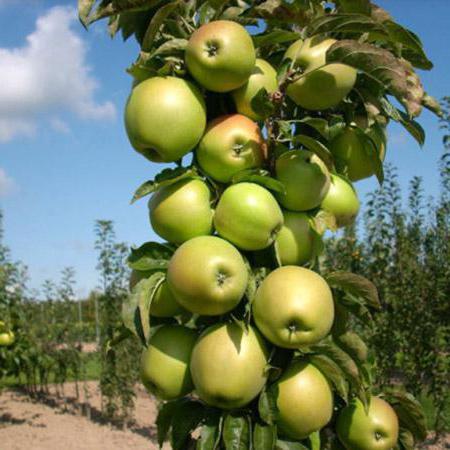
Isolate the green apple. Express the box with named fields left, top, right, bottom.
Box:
left=129, top=270, right=185, bottom=318
left=214, top=182, right=284, bottom=251
left=275, top=211, right=318, bottom=266
left=185, top=20, right=256, bottom=92
left=320, top=174, right=360, bottom=227
left=285, top=37, right=357, bottom=110
left=167, top=236, right=248, bottom=315
left=232, top=59, right=278, bottom=120
left=124, top=76, right=206, bottom=162
left=196, top=114, right=266, bottom=183
left=0, top=330, right=15, bottom=346
left=140, top=325, right=197, bottom=400
left=337, top=396, right=399, bottom=450
left=274, top=359, right=334, bottom=439
left=253, top=266, right=334, bottom=348
left=190, top=322, right=269, bottom=409
left=148, top=178, right=214, bottom=244
left=330, top=126, right=386, bottom=182
left=276, top=150, right=331, bottom=211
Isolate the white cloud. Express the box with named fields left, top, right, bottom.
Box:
left=0, top=6, right=115, bottom=143
left=0, top=168, right=16, bottom=197
left=50, top=117, right=70, bottom=134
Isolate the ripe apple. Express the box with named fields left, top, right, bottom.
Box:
left=252, top=266, right=334, bottom=348
left=276, top=150, right=331, bottom=211
left=214, top=182, right=284, bottom=251
left=148, top=178, right=214, bottom=244
left=330, top=126, right=386, bottom=182
left=129, top=270, right=185, bottom=318
left=0, top=330, right=14, bottom=346
left=275, top=211, right=318, bottom=266
left=140, top=325, right=197, bottom=400
left=196, top=114, right=267, bottom=183
left=284, top=37, right=357, bottom=110
left=337, top=396, right=399, bottom=450
left=232, top=58, right=278, bottom=120
left=167, top=236, right=248, bottom=315
left=320, top=174, right=360, bottom=227
left=124, top=76, right=206, bottom=162
left=185, top=20, right=256, bottom=92
left=274, top=359, right=334, bottom=439
left=190, top=322, right=269, bottom=409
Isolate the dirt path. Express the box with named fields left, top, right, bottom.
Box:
left=0, top=382, right=448, bottom=449
left=0, top=382, right=169, bottom=450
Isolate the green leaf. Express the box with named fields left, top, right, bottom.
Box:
left=379, top=98, right=425, bottom=146
left=141, top=1, right=180, bottom=52
left=381, top=21, right=432, bottom=71
left=398, top=428, right=415, bottom=450
left=275, top=439, right=308, bottom=450
left=326, top=40, right=415, bottom=116
left=253, top=30, right=300, bottom=47
left=258, top=385, right=279, bottom=425
left=149, top=38, right=188, bottom=58
left=312, top=209, right=338, bottom=234
left=292, top=135, right=334, bottom=171
left=295, top=117, right=330, bottom=140
left=337, top=0, right=371, bottom=14
left=138, top=272, right=165, bottom=343
left=78, top=0, right=96, bottom=28
left=311, top=338, right=361, bottom=389
left=131, top=167, right=198, bottom=203
left=339, top=293, right=373, bottom=325
left=197, top=411, right=223, bottom=450
left=309, top=354, right=349, bottom=403
left=232, top=169, right=286, bottom=194
left=326, top=271, right=381, bottom=310
left=307, top=13, right=382, bottom=36
left=127, top=241, right=174, bottom=271
left=171, top=400, right=206, bottom=450
left=253, top=422, right=277, bottom=450
left=250, top=87, right=276, bottom=119
left=308, top=431, right=321, bottom=450
left=422, top=94, right=442, bottom=117
left=222, top=412, right=251, bottom=450
left=335, top=331, right=368, bottom=363
left=385, top=391, right=427, bottom=442
left=156, top=399, right=182, bottom=447
left=121, top=278, right=147, bottom=343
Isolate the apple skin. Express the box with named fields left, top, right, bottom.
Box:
left=190, top=322, right=269, bottom=409
left=232, top=59, right=278, bottom=120
left=124, top=76, right=206, bottom=162
left=252, top=266, right=334, bottom=348
left=148, top=178, right=214, bottom=244
left=214, top=182, right=284, bottom=251
left=275, top=211, right=318, bottom=266
left=0, top=330, right=15, bottom=346
left=140, top=325, right=197, bottom=400
left=330, top=126, right=386, bottom=182
left=185, top=20, right=256, bottom=93
left=285, top=37, right=357, bottom=110
left=320, top=174, right=360, bottom=227
left=274, top=359, right=334, bottom=439
left=167, top=236, right=248, bottom=316
left=129, top=270, right=185, bottom=318
left=276, top=150, right=331, bottom=211
left=196, top=114, right=267, bottom=183
left=337, top=396, right=399, bottom=450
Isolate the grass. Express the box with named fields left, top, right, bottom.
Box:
left=0, top=351, right=101, bottom=389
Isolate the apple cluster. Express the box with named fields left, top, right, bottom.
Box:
left=126, top=20, right=398, bottom=450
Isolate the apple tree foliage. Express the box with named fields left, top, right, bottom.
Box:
left=79, top=0, right=441, bottom=448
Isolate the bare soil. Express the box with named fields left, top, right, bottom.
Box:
left=0, top=382, right=448, bottom=449
left=0, top=381, right=169, bottom=450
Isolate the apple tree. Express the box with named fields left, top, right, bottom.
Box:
left=79, top=1, right=440, bottom=448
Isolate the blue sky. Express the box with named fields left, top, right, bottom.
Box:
left=0, top=0, right=449, bottom=297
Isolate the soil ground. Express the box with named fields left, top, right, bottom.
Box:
left=0, top=381, right=448, bottom=449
